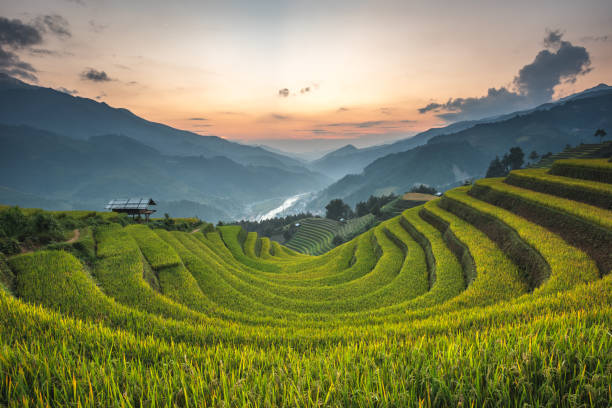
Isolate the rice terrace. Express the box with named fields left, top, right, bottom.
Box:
left=1, top=1, right=612, bottom=407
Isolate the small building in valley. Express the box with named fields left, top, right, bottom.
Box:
left=105, top=198, right=157, bottom=222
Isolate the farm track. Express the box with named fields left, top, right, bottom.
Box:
left=1, top=158, right=611, bottom=407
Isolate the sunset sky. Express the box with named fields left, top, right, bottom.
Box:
left=2, top=0, right=611, bottom=151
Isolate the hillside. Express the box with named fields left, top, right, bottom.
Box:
left=0, top=74, right=308, bottom=170
left=0, top=158, right=610, bottom=406
left=0, top=125, right=330, bottom=219
left=309, top=140, right=487, bottom=208
left=309, top=92, right=612, bottom=209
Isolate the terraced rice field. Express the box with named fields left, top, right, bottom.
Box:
left=381, top=194, right=437, bottom=217
left=1, top=159, right=611, bottom=407
left=284, top=217, right=341, bottom=255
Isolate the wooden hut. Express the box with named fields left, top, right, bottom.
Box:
left=105, top=198, right=156, bottom=222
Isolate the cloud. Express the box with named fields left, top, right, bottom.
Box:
left=513, top=29, right=591, bottom=101
left=580, top=35, right=609, bottom=43
left=0, top=15, right=71, bottom=81
left=337, top=107, right=349, bottom=112
left=0, top=17, right=43, bottom=81
left=279, top=83, right=319, bottom=98
left=323, top=120, right=415, bottom=129
left=89, top=20, right=107, bottom=33
left=188, top=117, right=207, bottom=121
left=217, top=111, right=246, bottom=116
left=0, top=47, right=37, bottom=81
left=34, top=15, right=71, bottom=38
left=418, top=87, right=528, bottom=121
left=95, top=92, right=107, bottom=100
left=419, top=30, right=593, bottom=122
left=64, top=0, right=86, bottom=5
left=81, top=68, right=112, bottom=82
left=56, top=86, right=78, bottom=95
left=270, top=113, right=290, bottom=120
left=0, top=17, right=42, bottom=48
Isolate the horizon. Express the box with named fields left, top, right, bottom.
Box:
left=1, top=0, right=611, bottom=152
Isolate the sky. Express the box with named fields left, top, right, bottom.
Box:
left=1, top=0, right=611, bottom=152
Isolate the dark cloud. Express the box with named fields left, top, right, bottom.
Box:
left=418, top=87, right=527, bottom=121
left=0, top=17, right=43, bottom=81
left=0, top=15, right=71, bottom=81
left=0, top=17, right=42, bottom=48
left=0, top=46, right=37, bottom=81
left=278, top=88, right=289, bottom=97
left=337, top=107, right=349, bottom=112
left=95, top=92, right=107, bottom=100
left=419, top=30, right=593, bottom=122
left=188, top=117, right=208, bottom=121
left=513, top=29, right=591, bottom=101
left=34, top=15, right=71, bottom=38
left=81, top=68, right=112, bottom=82
left=56, top=86, right=78, bottom=95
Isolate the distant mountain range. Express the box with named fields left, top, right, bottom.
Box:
left=311, top=83, right=612, bottom=180
left=0, top=73, right=311, bottom=172
left=0, top=74, right=331, bottom=219
left=307, top=86, right=612, bottom=209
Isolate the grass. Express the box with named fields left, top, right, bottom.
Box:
left=0, top=158, right=610, bottom=406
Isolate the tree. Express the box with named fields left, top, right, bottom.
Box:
left=594, top=128, right=607, bottom=142
left=410, top=184, right=438, bottom=195
left=325, top=199, right=353, bottom=221
left=485, top=156, right=506, bottom=178
left=528, top=150, right=539, bottom=163
left=355, top=202, right=369, bottom=217
left=506, top=147, right=524, bottom=171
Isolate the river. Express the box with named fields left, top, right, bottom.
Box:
left=254, top=192, right=311, bottom=221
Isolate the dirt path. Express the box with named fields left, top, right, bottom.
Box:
left=191, top=228, right=201, bottom=234
left=66, top=229, right=80, bottom=244
left=18, top=228, right=80, bottom=255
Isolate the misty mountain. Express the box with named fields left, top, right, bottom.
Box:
left=0, top=73, right=308, bottom=172
left=0, top=125, right=331, bottom=219
left=310, top=84, right=612, bottom=179
left=308, top=90, right=612, bottom=209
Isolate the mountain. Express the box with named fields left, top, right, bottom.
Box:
left=0, top=73, right=307, bottom=171
left=308, top=90, right=612, bottom=209
left=308, top=141, right=487, bottom=209
left=0, top=125, right=331, bottom=219
left=310, top=119, right=497, bottom=179
left=310, top=84, right=612, bottom=179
